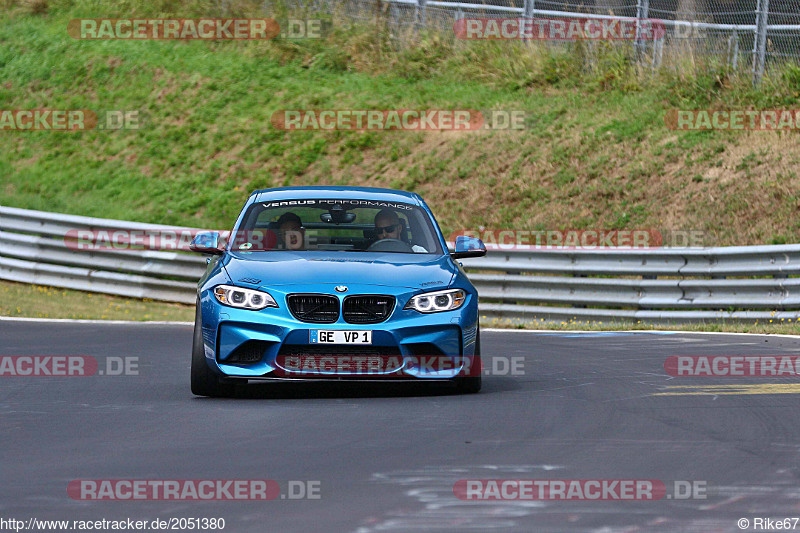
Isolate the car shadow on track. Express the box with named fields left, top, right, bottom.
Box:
left=192, top=377, right=521, bottom=400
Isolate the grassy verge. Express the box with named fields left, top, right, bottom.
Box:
left=0, top=2, right=799, bottom=245
left=3, top=1, right=800, bottom=329
left=0, top=280, right=195, bottom=321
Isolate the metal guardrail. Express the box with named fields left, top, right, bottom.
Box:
left=0, top=206, right=205, bottom=305
left=0, top=256, right=198, bottom=305
left=459, top=247, right=800, bottom=322
left=458, top=246, right=800, bottom=277
left=2, top=205, right=800, bottom=323
left=0, top=230, right=205, bottom=280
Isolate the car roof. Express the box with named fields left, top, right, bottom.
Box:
left=251, top=186, right=421, bottom=206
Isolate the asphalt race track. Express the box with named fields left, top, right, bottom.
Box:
left=3, top=320, right=800, bottom=532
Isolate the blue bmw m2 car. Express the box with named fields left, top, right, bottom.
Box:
left=189, top=186, right=486, bottom=397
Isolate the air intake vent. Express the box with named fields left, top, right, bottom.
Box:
left=287, top=294, right=340, bottom=323
left=343, top=295, right=395, bottom=324
left=224, top=340, right=268, bottom=364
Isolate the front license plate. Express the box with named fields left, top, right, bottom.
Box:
left=310, top=330, right=372, bottom=344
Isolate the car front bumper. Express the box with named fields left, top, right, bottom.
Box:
left=198, top=287, right=479, bottom=380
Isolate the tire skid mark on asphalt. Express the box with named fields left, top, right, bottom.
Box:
left=583, top=485, right=800, bottom=532
left=530, top=382, right=596, bottom=394
left=353, top=465, right=561, bottom=532
left=356, top=468, right=799, bottom=533
left=698, top=494, right=747, bottom=511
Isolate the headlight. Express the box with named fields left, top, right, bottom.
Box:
left=213, top=285, right=278, bottom=310
left=404, top=289, right=466, bottom=313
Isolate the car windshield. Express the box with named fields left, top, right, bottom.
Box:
left=231, top=198, right=444, bottom=254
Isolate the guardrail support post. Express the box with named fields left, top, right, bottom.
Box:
left=634, top=0, right=650, bottom=59
left=522, top=0, right=534, bottom=45
left=753, top=0, right=769, bottom=84
left=416, top=0, right=427, bottom=31
left=524, top=0, right=534, bottom=18
left=728, top=29, right=739, bottom=69
left=651, top=36, right=664, bottom=73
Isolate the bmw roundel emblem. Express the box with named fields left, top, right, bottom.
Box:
left=335, top=285, right=348, bottom=293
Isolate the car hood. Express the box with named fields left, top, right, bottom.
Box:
left=222, top=251, right=456, bottom=290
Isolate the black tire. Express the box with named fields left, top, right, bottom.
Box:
left=455, top=326, right=482, bottom=394
left=191, top=301, right=235, bottom=398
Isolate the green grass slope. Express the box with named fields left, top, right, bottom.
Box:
left=2, top=0, right=800, bottom=244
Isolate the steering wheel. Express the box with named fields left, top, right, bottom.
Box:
left=366, top=238, right=414, bottom=253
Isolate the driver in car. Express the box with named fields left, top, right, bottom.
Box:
left=277, top=212, right=305, bottom=251
left=373, top=209, right=427, bottom=253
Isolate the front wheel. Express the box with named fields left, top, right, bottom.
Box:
left=454, top=326, right=482, bottom=394
left=191, top=300, right=235, bottom=398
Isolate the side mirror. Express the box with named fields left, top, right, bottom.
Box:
left=451, top=235, right=486, bottom=259
left=190, top=231, right=223, bottom=255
